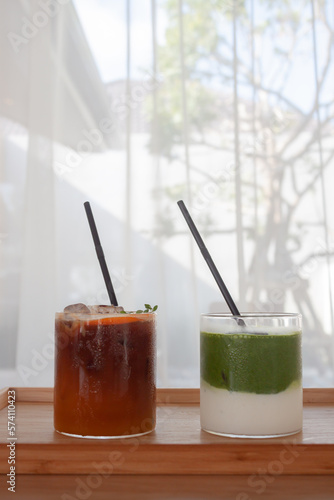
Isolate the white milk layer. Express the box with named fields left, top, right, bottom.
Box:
left=200, top=381, right=302, bottom=437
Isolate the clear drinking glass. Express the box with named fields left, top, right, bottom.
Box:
left=54, top=311, right=156, bottom=438
left=200, top=313, right=302, bottom=438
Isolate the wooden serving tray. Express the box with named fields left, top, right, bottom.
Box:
left=0, top=388, right=334, bottom=475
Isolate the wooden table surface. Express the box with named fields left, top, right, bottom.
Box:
left=1, top=474, right=334, bottom=500
left=0, top=387, right=334, bottom=498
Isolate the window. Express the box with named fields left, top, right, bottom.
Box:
left=1, top=0, right=333, bottom=388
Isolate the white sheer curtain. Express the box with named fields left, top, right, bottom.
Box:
left=1, top=0, right=334, bottom=388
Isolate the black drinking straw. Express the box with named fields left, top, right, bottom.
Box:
left=177, top=200, right=242, bottom=319
left=84, top=201, right=118, bottom=306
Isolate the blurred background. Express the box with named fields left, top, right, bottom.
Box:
left=0, top=0, right=334, bottom=387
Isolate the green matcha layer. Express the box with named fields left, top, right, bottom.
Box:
left=200, top=331, right=302, bottom=394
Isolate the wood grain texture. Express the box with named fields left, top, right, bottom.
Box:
left=157, top=387, right=199, bottom=404
left=302, top=388, right=334, bottom=404
left=0, top=388, right=9, bottom=410
left=0, top=389, right=334, bottom=476
left=1, top=475, right=334, bottom=500
left=13, top=387, right=53, bottom=403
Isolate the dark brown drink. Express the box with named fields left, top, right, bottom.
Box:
left=54, top=310, right=156, bottom=438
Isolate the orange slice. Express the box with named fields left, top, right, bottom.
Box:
left=83, top=314, right=153, bottom=327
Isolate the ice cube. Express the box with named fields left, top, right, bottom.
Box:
left=88, top=305, right=124, bottom=314
left=64, top=303, right=90, bottom=314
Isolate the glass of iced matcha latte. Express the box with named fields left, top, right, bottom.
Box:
left=200, top=313, right=302, bottom=438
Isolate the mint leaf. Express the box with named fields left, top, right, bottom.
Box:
left=120, top=304, right=158, bottom=314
